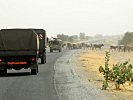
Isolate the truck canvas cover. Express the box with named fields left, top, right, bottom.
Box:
left=0, top=29, right=39, bottom=56
left=2, top=28, right=46, bottom=50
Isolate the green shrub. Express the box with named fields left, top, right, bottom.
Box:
left=99, top=51, right=133, bottom=90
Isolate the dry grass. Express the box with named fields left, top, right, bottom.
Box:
left=76, top=50, right=133, bottom=96
left=78, top=50, right=116, bottom=77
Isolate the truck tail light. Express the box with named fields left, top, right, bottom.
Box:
left=31, top=58, right=35, bottom=62
left=0, top=59, right=2, bottom=62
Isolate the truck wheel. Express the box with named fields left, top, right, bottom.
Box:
left=3, top=68, right=7, bottom=75
left=41, top=57, right=45, bottom=64
left=37, top=66, right=38, bottom=73
left=0, top=68, right=7, bottom=75
left=59, top=49, right=62, bottom=52
left=31, top=64, right=38, bottom=75
left=50, top=49, right=53, bottom=53
left=44, top=55, right=46, bottom=63
left=31, top=69, right=37, bottom=75
left=41, top=55, right=46, bottom=64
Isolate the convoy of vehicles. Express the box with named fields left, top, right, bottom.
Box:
left=49, top=38, right=63, bottom=52
left=0, top=29, right=46, bottom=75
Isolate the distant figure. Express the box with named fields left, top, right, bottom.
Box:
left=92, top=44, right=104, bottom=50
left=118, top=45, right=132, bottom=52
left=110, top=44, right=118, bottom=51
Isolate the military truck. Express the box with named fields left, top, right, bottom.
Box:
left=49, top=38, right=62, bottom=52
left=0, top=29, right=39, bottom=75
left=2, top=28, right=47, bottom=64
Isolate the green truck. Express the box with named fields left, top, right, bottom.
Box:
left=49, top=38, right=63, bottom=52
left=0, top=29, right=46, bottom=75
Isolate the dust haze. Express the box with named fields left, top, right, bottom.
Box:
left=0, top=0, right=133, bottom=37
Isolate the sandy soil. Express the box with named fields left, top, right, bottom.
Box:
left=76, top=49, right=133, bottom=99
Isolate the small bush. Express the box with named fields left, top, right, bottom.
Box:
left=99, top=51, right=133, bottom=90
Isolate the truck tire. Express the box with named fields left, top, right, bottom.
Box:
left=41, top=57, right=44, bottom=64
left=4, top=68, right=7, bottom=74
left=59, top=49, right=62, bottom=52
left=44, top=55, right=46, bottom=63
left=50, top=49, right=53, bottom=53
left=0, top=68, right=7, bottom=75
left=41, top=55, right=46, bottom=64
left=31, top=64, right=38, bottom=75
left=37, top=66, right=38, bottom=73
left=31, top=69, right=37, bottom=75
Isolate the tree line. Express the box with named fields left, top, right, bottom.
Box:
left=119, top=32, right=133, bottom=46
left=57, top=32, right=92, bottom=43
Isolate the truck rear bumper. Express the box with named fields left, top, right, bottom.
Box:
left=0, top=55, right=38, bottom=70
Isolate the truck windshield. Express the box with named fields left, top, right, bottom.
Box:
left=51, top=41, right=60, bottom=45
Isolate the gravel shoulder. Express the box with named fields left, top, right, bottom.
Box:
left=54, top=50, right=127, bottom=100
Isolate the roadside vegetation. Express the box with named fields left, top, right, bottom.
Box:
left=76, top=49, right=133, bottom=99
left=119, top=32, right=133, bottom=45
left=99, top=51, right=133, bottom=90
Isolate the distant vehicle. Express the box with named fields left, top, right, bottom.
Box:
left=49, top=38, right=63, bottom=52
left=0, top=29, right=40, bottom=75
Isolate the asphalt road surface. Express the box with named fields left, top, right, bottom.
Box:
left=0, top=51, right=63, bottom=100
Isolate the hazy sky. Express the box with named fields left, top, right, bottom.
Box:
left=0, top=0, right=133, bottom=37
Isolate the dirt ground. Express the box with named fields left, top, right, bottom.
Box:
left=76, top=49, right=133, bottom=99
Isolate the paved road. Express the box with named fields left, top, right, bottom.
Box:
left=0, top=51, right=63, bottom=100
